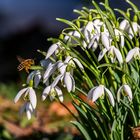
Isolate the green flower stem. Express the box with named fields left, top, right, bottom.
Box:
left=75, top=87, right=87, bottom=96
left=121, top=111, right=128, bottom=140
left=85, top=50, right=98, bottom=69
left=30, top=66, right=43, bottom=70
left=82, top=71, right=94, bottom=88
left=55, top=97, right=79, bottom=121
left=104, top=55, right=118, bottom=91
left=70, top=48, right=100, bottom=80
left=134, top=60, right=139, bottom=72
left=120, top=100, right=138, bottom=126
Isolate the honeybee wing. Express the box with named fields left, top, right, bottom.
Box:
left=17, top=56, right=25, bottom=63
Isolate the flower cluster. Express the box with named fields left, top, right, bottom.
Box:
left=14, top=2, right=140, bottom=140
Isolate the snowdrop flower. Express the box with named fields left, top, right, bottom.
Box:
left=117, top=84, right=132, bottom=102
left=57, top=65, right=75, bottom=92
left=20, top=102, right=35, bottom=120
left=42, top=75, right=63, bottom=102
left=40, top=59, right=52, bottom=68
left=98, top=45, right=123, bottom=64
left=92, top=19, right=104, bottom=33
left=58, top=56, right=84, bottom=75
left=84, top=21, right=95, bottom=43
left=126, top=47, right=140, bottom=62
left=128, top=22, right=140, bottom=39
left=87, top=85, right=115, bottom=106
left=14, top=87, right=37, bottom=109
left=57, top=56, right=82, bottom=92
left=64, top=30, right=81, bottom=44
left=43, top=61, right=60, bottom=83
left=87, top=33, right=100, bottom=51
left=27, top=70, right=42, bottom=88
left=119, top=19, right=129, bottom=31
left=63, top=72, right=75, bottom=92
left=100, top=32, right=110, bottom=50
left=45, top=42, right=61, bottom=59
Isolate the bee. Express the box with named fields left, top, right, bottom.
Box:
left=17, top=56, right=35, bottom=73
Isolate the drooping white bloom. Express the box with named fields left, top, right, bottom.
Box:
left=119, top=19, right=129, bottom=31
left=45, top=42, right=61, bottom=59
left=58, top=56, right=84, bottom=74
left=27, top=70, right=42, bottom=88
left=101, top=32, right=110, bottom=50
left=92, top=19, right=104, bottom=33
left=14, top=87, right=37, bottom=109
left=20, top=102, right=35, bottom=120
left=87, top=33, right=100, bottom=51
left=63, top=72, right=75, bottom=92
left=128, top=22, right=140, bottom=39
left=87, top=85, right=115, bottom=106
left=40, top=59, right=52, bottom=68
left=42, top=84, right=63, bottom=102
left=64, top=30, right=81, bottom=44
left=126, top=47, right=140, bottom=62
left=43, top=61, right=59, bottom=83
left=84, top=21, right=95, bottom=43
left=117, top=84, right=132, bottom=102
left=98, top=45, right=123, bottom=64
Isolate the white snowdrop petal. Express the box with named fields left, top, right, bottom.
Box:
left=104, top=87, right=115, bottom=107
left=117, top=86, right=123, bottom=102
left=84, top=21, right=94, bottom=41
left=42, top=86, right=51, bottom=101
left=43, top=64, right=54, bottom=79
left=14, top=88, right=28, bottom=103
left=26, top=71, right=35, bottom=84
left=55, top=86, right=63, bottom=102
left=92, top=40, right=98, bottom=51
left=70, top=74, right=75, bottom=92
left=51, top=74, right=63, bottom=88
left=87, top=87, right=96, bottom=100
left=119, top=19, right=128, bottom=30
left=64, top=31, right=73, bottom=42
left=34, top=72, right=42, bottom=88
left=98, top=48, right=108, bottom=61
left=29, top=88, right=37, bottom=109
left=26, top=102, right=32, bottom=120
left=92, top=85, right=104, bottom=102
left=40, top=59, right=52, bottom=68
left=44, top=63, right=57, bottom=81
left=124, top=85, right=133, bottom=101
left=126, top=48, right=137, bottom=62
left=101, top=33, right=110, bottom=50
left=64, top=56, right=72, bottom=64
left=87, top=35, right=96, bottom=49
left=73, top=58, right=84, bottom=70
left=114, top=47, right=123, bottom=64
left=64, top=72, right=73, bottom=92
left=58, top=62, right=67, bottom=74
left=45, top=43, right=59, bottom=59
left=120, top=35, right=124, bottom=48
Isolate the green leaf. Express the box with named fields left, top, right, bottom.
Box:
left=130, top=65, right=139, bottom=84
left=56, top=18, right=84, bottom=39
left=71, top=121, right=92, bottom=140
left=112, top=131, right=121, bottom=140
left=125, top=0, right=139, bottom=14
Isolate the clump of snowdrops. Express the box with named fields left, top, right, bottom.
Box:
left=14, top=0, right=140, bottom=139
